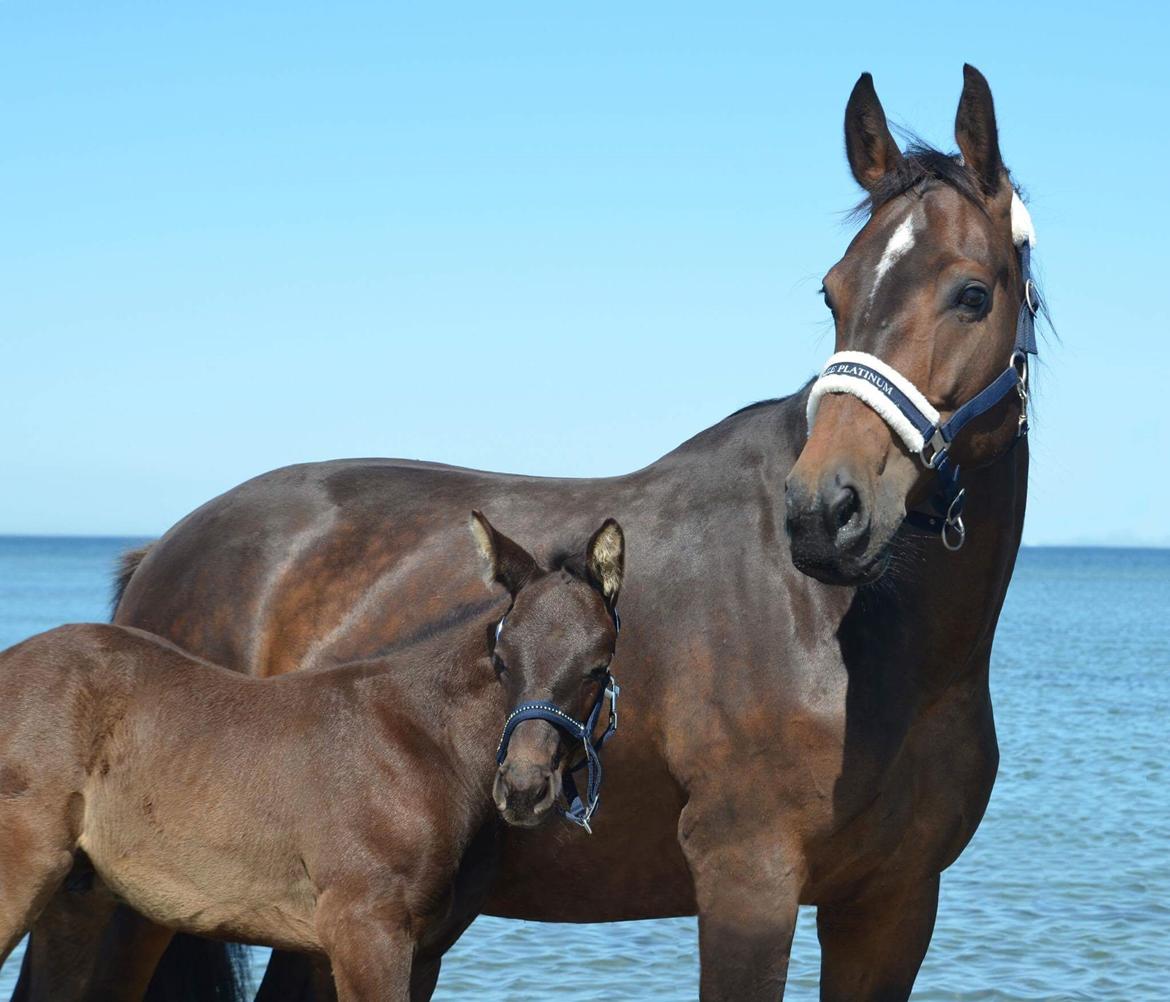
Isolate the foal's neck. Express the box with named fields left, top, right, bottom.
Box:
left=344, top=625, right=507, bottom=780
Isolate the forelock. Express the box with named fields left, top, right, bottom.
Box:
left=849, top=142, right=990, bottom=224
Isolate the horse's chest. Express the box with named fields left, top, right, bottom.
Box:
left=797, top=680, right=997, bottom=895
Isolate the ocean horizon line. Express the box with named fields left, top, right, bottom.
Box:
left=1, top=533, right=1168, bottom=552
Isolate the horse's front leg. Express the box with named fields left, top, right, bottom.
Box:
left=815, top=873, right=940, bottom=1002
left=82, top=906, right=175, bottom=1002
left=679, top=801, right=802, bottom=1001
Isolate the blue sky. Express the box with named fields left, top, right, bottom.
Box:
left=1, top=3, right=1165, bottom=545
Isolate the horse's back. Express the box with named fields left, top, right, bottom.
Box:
left=115, top=457, right=627, bottom=676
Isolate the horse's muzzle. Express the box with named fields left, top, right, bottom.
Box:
left=784, top=467, right=883, bottom=585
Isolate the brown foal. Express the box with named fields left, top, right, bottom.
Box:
left=0, top=513, right=624, bottom=1001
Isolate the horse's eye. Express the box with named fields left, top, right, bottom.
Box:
left=819, top=286, right=838, bottom=316
left=958, top=286, right=988, bottom=311
left=492, top=654, right=508, bottom=678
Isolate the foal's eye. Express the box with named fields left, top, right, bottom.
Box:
left=958, top=285, right=989, bottom=311
left=819, top=286, right=838, bottom=317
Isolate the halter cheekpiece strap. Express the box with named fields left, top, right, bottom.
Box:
left=806, top=195, right=1039, bottom=550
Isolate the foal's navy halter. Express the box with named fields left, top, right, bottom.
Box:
left=806, top=192, right=1040, bottom=550
left=494, top=610, right=621, bottom=834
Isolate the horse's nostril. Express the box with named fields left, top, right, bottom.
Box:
left=832, top=484, right=860, bottom=529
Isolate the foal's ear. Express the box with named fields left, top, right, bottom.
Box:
left=469, top=510, right=537, bottom=595
left=844, top=72, right=906, bottom=192
left=955, top=64, right=1004, bottom=196
left=585, top=518, right=625, bottom=607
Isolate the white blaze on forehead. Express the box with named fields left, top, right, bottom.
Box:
left=867, top=212, right=917, bottom=307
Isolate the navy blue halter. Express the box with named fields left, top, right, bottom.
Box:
left=494, top=610, right=621, bottom=834
left=903, top=242, right=1039, bottom=549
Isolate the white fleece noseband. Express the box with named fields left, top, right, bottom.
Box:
left=806, top=351, right=939, bottom=456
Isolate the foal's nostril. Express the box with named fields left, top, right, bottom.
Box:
left=492, top=770, right=509, bottom=813
left=533, top=772, right=559, bottom=815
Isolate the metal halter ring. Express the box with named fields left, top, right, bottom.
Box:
left=1023, top=279, right=1040, bottom=317
left=942, top=489, right=967, bottom=552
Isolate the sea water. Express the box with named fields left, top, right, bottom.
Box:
left=0, top=538, right=1165, bottom=1000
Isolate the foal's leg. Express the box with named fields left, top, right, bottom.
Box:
left=408, top=956, right=442, bottom=1002
left=680, top=805, right=802, bottom=1001
left=315, top=892, right=414, bottom=1002
left=815, top=874, right=940, bottom=1002
left=0, top=807, right=76, bottom=966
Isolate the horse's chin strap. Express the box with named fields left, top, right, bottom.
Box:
left=493, top=611, right=621, bottom=834
left=806, top=240, right=1039, bottom=551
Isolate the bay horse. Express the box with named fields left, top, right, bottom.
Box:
left=14, top=64, right=1040, bottom=1001
left=1, top=515, right=625, bottom=1001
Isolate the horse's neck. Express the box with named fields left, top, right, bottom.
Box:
left=646, top=394, right=1027, bottom=692
left=860, top=440, right=1028, bottom=692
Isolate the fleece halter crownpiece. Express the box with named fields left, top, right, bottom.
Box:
left=493, top=609, right=621, bottom=834
left=805, top=191, right=1039, bottom=550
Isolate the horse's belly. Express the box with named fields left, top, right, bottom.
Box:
left=79, top=801, right=321, bottom=952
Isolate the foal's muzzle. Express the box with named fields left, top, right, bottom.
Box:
left=493, top=748, right=564, bottom=828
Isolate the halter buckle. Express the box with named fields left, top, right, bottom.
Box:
left=1011, top=351, right=1030, bottom=435
left=922, top=429, right=949, bottom=470
left=605, top=680, right=620, bottom=734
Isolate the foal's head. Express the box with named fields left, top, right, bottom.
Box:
left=786, top=65, right=1033, bottom=585
left=469, top=511, right=624, bottom=828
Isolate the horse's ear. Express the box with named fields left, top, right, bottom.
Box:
left=469, top=511, right=537, bottom=596
left=844, top=72, right=905, bottom=192
left=585, top=518, right=625, bottom=607
left=955, top=64, right=1004, bottom=196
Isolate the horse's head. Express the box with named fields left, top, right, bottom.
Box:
left=469, top=511, right=623, bottom=828
left=786, top=65, right=1034, bottom=585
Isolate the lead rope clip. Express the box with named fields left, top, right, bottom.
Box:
left=942, top=489, right=967, bottom=552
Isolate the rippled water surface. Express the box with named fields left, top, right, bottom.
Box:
left=0, top=539, right=1166, bottom=999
